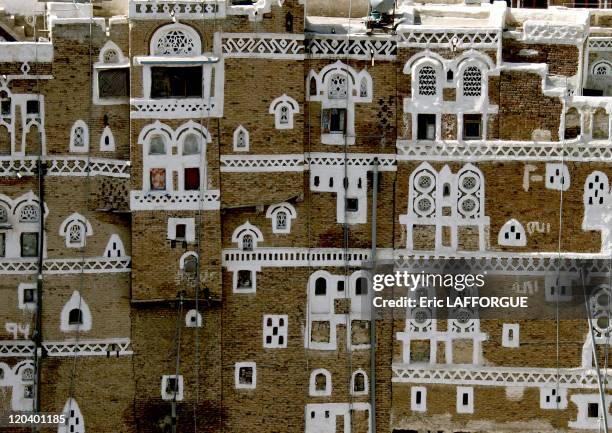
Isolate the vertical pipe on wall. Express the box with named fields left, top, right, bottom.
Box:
left=370, top=157, right=378, bottom=433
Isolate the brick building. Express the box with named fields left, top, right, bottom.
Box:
left=0, top=0, right=611, bottom=432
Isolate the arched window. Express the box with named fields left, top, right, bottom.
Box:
left=592, top=60, right=612, bottom=76
left=359, top=77, right=368, bottom=98
left=351, top=370, right=368, bottom=395
left=185, top=309, right=202, bottom=327
left=418, top=65, right=437, bottom=96
left=279, top=106, right=289, bottom=124
left=58, top=398, right=85, bottom=433
left=60, top=291, right=92, bottom=332
left=0, top=205, right=7, bottom=224
left=181, top=252, right=198, bottom=275
left=182, top=134, right=200, bottom=155
left=100, top=126, right=115, bottom=152
left=69, top=120, right=89, bottom=153
left=242, top=234, right=253, bottom=251
left=154, top=28, right=197, bottom=56
left=19, top=205, right=39, bottom=223
left=315, top=277, right=326, bottom=295
left=355, top=277, right=368, bottom=295
left=309, top=77, right=317, bottom=96
left=309, top=369, right=332, bottom=396
left=59, top=213, right=93, bottom=248
left=68, top=223, right=84, bottom=246
left=328, top=73, right=348, bottom=99
left=462, top=66, right=482, bottom=97
left=269, top=95, right=299, bottom=130
left=233, top=126, right=249, bottom=151
left=149, top=135, right=166, bottom=155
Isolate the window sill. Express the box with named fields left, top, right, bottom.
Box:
left=321, top=133, right=355, bottom=145
left=134, top=55, right=219, bottom=66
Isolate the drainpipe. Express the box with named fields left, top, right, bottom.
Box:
left=369, top=157, right=379, bottom=433
left=33, top=132, right=45, bottom=419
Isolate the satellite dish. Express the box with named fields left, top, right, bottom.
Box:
left=370, top=0, right=395, bottom=13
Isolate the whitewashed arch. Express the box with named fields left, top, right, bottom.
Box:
left=103, top=234, right=126, bottom=258
left=58, top=398, right=85, bottom=433
left=269, top=94, right=299, bottom=130
left=498, top=219, right=527, bottom=247
left=179, top=251, right=198, bottom=271
left=100, top=126, right=115, bottom=152
left=59, top=212, right=93, bottom=248
left=69, top=120, right=89, bottom=153
left=403, top=50, right=446, bottom=75
left=233, top=125, right=249, bottom=151
left=98, top=40, right=127, bottom=65
left=185, top=309, right=202, bottom=327
left=592, top=60, right=612, bottom=76
left=137, top=121, right=174, bottom=152
left=266, top=202, right=297, bottom=234
left=150, top=23, right=202, bottom=56
left=231, top=221, right=264, bottom=250
left=60, top=291, right=92, bottom=333
left=309, top=368, right=332, bottom=396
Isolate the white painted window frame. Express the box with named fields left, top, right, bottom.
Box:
left=161, top=374, right=184, bottom=401
left=262, top=314, right=288, bottom=348
left=235, top=362, right=256, bottom=389
left=309, top=368, right=332, bottom=396
left=411, top=386, right=427, bottom=412
left=60, top=291, right=92, bottom=333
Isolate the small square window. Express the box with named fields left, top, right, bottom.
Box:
left=322, top=108, right=347, bottom=134
left=235, top=362, right=256, bottom=389
left=24, top=385, right=34, bottom=399
left=26, top=100, right=39, bottom=115
left=20, top=233, right=38, bottom=258
left=588, top=402, right=599, bottom=418
left=184, top=167, right=200, bottom=191
left=150, top=168, right=166, bottom=191
left=346, top=198, right=358, bottom=212
left=463, top=114, right=482, bottom=140
left=417, top=114, right=436, bottom=140
left=355, top=277, right=368, bottom=295
left=99, top=69, right=129, bottom=98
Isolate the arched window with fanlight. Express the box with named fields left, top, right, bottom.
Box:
left=59, top=213, right=93, bottom=248
left=69, top=120, right=89, bottom=153
left=60, top=291, right=92, bottom=332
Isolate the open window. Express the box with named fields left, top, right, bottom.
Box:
left=235, top=362, right=256, bottom=389
left=161, top=375, right=184, bottom=401
left=20, top=233, right=38, bottom=258
left=463, top=114, right=482, bottom=140
left=322, top=108, right=347, bottom=134
left=417, top=114, right=436, bottom=140
left=151, top=67, right=203, bottom=99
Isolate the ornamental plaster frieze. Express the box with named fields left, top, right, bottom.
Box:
left=0, top=157, right=130, bottom=178
left=0, top=257, right=131, bottom=275
left=0, top=338, right=132, bottom=357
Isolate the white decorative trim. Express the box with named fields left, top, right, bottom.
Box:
left=502, top=323, right=520, bottom=348
left=17, top=283, right=37, bottom=311
left=231, top=221, right=263, bottom=250
left=179, top=251, right=198, bottom=271
left=100, top=126, right=116, bottom=151
left=232, top=267, right=259, bottom=294
left=266, top=202, right=296, bottom=234
left=220, top=154, right=304, bottom=172
left=545, top=163, right=570, bottom=191
left=522, top=21, right=586, bottom=45
left=93, top=41, right=129, bottom=106
left=351, top=369, right=369, bottom=396
left=103, top=234, right=126, bottom=258
left=0, top=157, right=130, bottom=178
left=456, top=386, right=474, bottom=414
left=185, top=309, right=202, bottom=328
left=69, top=120, right=89, bottom=153
left=58, top=398, right=85, bottom=433
left=395, top=139, right=612, bottom=162
left=397, top=28, right=500, bottom=49
left=130, top=97, right=223, bottom=119
left=222, top=33, right=304, bottom=59
left=569, top=394, right=612, bottom=429
left=540, top=386, right=567, bottom=409
left=263, top=314, right=288, bottom=348
left=129, top=0, right=224, bottom=20
left=59, top=212, right=93, bottom=248
left=588, top=37, right=612, bottom=51
left=309, top=368, right=332, bottom=396
left=411, top=386, right=426, bottom=412
left=60, top=291, right=92, bottom=333
left=161, top=375, right=184, bottom=401
left=306, top=35, right=396, bottom=60
left=498, top=219, right=527, bottom=247
left=223, top=248, right=371, bottom=269
left=392, top=364, right=612, bottom=389
left=167, top=218, right=195, bottom=243
left=0, top=256, right=131, bottom=275
left=0, top=341, right=34, bottom=357
left=150, top=23, right=202, bottom=56
left=269, top=94, right=299, bottom=130
left=307, top=153, right=397, bottom=171
left=235, top=362, right=256, bottom=389
left=232, top=125, right=249, bottom=152
left=305, top=403, right=371, bottom=433
left=130, top=190, right=220, bottom=211
left=43, top=338, right=132, bottom=357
